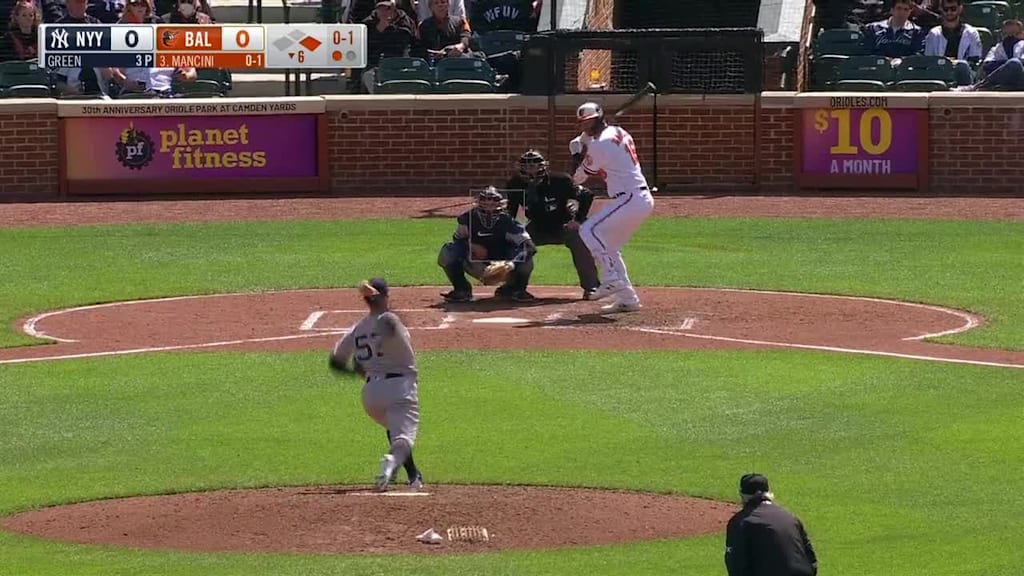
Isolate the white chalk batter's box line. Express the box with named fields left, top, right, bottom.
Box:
left=300, top=309, right=453, bottom=331
left=300, top=309, right=703, bottom=332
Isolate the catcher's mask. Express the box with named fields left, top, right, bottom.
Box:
left=517, top=149, right=549, bottom=185
left=474, top=186, right=507, bottom=229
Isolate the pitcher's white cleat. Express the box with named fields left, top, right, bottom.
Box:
left=374, top=455, right=397, bottom=492
left=601, top=300, right=642, bottom=313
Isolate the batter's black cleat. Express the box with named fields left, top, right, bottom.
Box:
left=441, top=290, right=472, bottom=303
left=512, top=290, right=537, bottom=302
left=409, top=472, right=424, bottom=489
left=582, top=288, right=598, bottom=300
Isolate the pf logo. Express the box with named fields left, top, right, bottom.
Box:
left=115, top=123, right=155, bottom=170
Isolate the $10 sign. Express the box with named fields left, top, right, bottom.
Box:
left=813, top=108, right=893, bottom=155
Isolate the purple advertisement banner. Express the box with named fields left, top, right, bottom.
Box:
left=801, top=108, right=919, bottom=176
left=65, top=114, right=319, bottom=180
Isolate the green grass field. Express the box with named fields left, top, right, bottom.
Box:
left=0, top=216, right=1022, bottom=575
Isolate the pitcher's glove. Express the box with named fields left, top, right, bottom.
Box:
left=480, top=260, right=514, bottom=285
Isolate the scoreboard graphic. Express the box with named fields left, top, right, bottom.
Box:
left=38, top=24, right=367, bottom=70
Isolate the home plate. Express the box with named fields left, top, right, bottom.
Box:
left=472, top=317, right=531, bottom=325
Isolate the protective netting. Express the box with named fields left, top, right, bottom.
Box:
left=566, top=49, right=640, bottom=92
left=669, top=50, right=749, bottom=93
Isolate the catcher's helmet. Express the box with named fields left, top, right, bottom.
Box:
left=474, top=186, right=507, bottom=229
left=576, top=102, right=603, bottom=122
left=517, top=149, right=549, bottom=185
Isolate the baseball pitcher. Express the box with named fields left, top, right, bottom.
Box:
left=570, top=101, right=655, bottom=313
left=504, top=149, right=601, bottom=300
left=437, top=186, right=538, bottom=303
left=329, top=278, right=424, bottom=491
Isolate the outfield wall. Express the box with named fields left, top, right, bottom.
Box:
left=2, top=92, right=1021, bottom=201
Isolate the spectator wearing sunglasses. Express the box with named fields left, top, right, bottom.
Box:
left=923, top=0, right=982, bottom=86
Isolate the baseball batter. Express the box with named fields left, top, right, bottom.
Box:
left=570, top=101, right=655, bottom=313
left=329, top=278, right=423, bottom=491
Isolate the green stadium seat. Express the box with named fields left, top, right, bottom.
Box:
left=832, top=55, right=894, bottom=91
left=894, top=55, right=955, bottom=91
left=976, top=27, right=995, bottom=57
left=964, top=3, right=1007, bottom=33
left=812, top=29, right=868, bottom=57
left=374, top=57, right=434, bottom=94
left=0, top=60, right=53, bottom=98
left=811, top=54, right=849, bottom=90
left=434, top=57, right=497, bottom=93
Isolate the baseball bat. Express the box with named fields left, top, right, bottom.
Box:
left=613, top=82, right=657, bottom=118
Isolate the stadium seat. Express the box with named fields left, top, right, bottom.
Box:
left=0, top=60, right=53, bottom=98
left=812, top=29, right=868, bottom=57
left=476, top=30, right=529, bottom=59
left=894, top=55, right=955, bottom=91
left=811, top=54, right=849, bottom=90
left=434, top=57, right=497, bottom=93
left=374, top=57, right=434, bottom=94
left=176, top=79, right=227, bottom=97
left=975, top=27, right=995, bottom=57
left=832, top=55, right=894, bottom=91
left=965, top=3, right=1007, bottom=32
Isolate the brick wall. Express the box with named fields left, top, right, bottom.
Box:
left=0, top=108, right=59, bottom=200
left=928, top=103, right=1024, bottom=194
left=6, top=94, right=1024, bottom=200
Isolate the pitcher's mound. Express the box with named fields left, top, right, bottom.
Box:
left=0, top=485, right=737, bottom=555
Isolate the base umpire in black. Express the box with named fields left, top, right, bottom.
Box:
left=504, top=149, right=601, bottom=299
left=725, top=473, right=818, bottom=576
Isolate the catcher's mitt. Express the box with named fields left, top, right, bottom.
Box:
left=480, top=260, right=514, bottom=285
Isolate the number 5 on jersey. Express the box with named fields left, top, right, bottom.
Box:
left=354, top=333, right=380, bottom=362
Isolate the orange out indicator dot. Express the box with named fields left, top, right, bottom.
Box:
left=332, top=50, right=342, bottom=61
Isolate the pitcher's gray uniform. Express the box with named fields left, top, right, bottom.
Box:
left=332, top=312, right=420, bottom=447
left=329, top=277, right=423, bottom=491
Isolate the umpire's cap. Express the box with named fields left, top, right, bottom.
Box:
left=740, top=473, right=770, bottom=495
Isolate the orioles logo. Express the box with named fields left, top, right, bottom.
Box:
left=160, top=30, right=179, bottom=48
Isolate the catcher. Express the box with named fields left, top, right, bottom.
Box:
left=437, top=186, right=538, bottom=303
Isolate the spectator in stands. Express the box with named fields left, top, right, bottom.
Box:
left=416, top=0, right=473, bottom=63
left=87, top=0, right=124, bottom=23
left=345, top=0, right=415, bottom=25
left=54, top=0, right=108, bottom=95
left=957, top=19, right=1024, bottom=91
left=353, top=0, right=417, bottom=93
left=115, top=0, right=201, bottom=97
left=161, top=0, right=211, bottom=23
left=470, top=0, right=539, bottom=34
left=862, top=0, right=926, bottom=63
left=924, top=0, right=982, bottom=86
left=0, top=0, right=40, bottom=61
left=38, top=0, right=63, bottom=22
left=910, top=0, right=941, bottom=30
left=416, top=0, right=463, bottom=23
left=119, top=0, right=161, bottom=22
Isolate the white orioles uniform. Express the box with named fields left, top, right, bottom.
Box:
left=572, top=123, right=654, bottom=308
